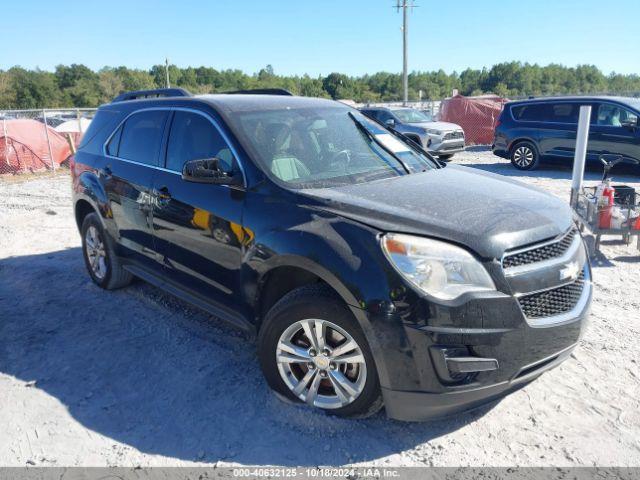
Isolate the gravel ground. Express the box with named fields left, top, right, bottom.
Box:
left=1, top=149, right=639, bottom=467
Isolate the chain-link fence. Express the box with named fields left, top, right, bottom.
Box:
left=356, top=100, right=442, bottom=118
left=0, top=108, right=97, bottom=175
left=359, top=93, right=640, bottom=147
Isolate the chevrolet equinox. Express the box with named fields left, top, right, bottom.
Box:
left=71, top=88, right=592, bottom=421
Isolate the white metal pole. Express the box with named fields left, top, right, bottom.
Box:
left=570, top=105, right=592, bottom=207
left=42, top=110, right=56, bottom=170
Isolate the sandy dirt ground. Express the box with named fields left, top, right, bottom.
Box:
left=1, top=149, right=639, bottom=467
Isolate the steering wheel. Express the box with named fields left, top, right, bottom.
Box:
left=328, top=149, right=352, bottom=168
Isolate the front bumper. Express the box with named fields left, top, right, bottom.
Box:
left=360, top=246, right=592, bottom=421
left=383, top=341, right=578, bottom=421
left=427, top=135, right=465, bottom=155
left=377, top=292, right=590, bottom=421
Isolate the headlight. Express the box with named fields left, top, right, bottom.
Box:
left=426, top=129, right=443, bottom=136
left=382, top=233, right=496, bottom=300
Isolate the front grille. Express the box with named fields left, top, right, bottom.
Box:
left=444, top=131, right=464, bottom=140
left=503, top=228, right=577, bottom=269
left=518, top=271, right=585, bottom=319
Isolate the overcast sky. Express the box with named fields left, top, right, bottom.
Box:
left=3, top=0, right=638, bottom=76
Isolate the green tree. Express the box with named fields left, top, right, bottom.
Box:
left=98, top=68, right=125, bottom=103
left=322, top=73, right=352, bottom=99
left=113, top=67, right=156, bottom=91
left=9, top=68, right=60, bottom=109
left=2, top=62, right=640, bottom=108
left=0, top=71, right=17, bottom=108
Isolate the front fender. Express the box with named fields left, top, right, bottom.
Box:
left=243, top=207, right=407, bottom=389
left=254, top=253, right=362, bottom=309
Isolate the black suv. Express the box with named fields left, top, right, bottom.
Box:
left=72, top=88, right=591, bottom=421
left=493, top=96, right=640, bottom=170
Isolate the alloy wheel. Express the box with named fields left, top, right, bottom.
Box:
left=513, top=146, right=535, bottom=168
left=275, top=319, right=367, bottom=409
left=85, top=225, right=107, bottom=280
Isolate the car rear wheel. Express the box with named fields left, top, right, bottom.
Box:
left=258, top=284, right=383, bottom=418
left=510, top=141, right=539, bottom=170
left=81, top=212, right=133, bottom=290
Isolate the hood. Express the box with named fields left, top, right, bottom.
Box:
left=410, top=121, right=461, bottom=132
left=299, top=165, right=573, bottom=259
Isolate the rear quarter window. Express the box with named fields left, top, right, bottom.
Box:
left=106, top=125, right=123, bottom=156
left=511, top=104, right=548, bottom=122
left=511, top=103, right=578, bottom=124
left=77, top=109, right=121, bottom=154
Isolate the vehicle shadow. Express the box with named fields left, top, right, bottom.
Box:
left=461, top=148, right=639, bottom=182
left=0, top=248, right=496, bottom=466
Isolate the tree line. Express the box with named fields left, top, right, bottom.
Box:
left=1, top=61, right=639, bottom=110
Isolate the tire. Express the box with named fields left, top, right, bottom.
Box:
left=81, top=212, right=133, bottom=290
left=438, top=154, right=454, bottom=161
left=258, top=284, right=383, bottom=418
left=510, top=141, right=539, bottom=170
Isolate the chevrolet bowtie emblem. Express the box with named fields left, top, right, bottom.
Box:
left=559, top=261, right=581, bottom=282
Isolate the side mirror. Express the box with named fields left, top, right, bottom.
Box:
left=182, top=158, right=238, bottom=185
left=385, top=118, right=396, bottom=128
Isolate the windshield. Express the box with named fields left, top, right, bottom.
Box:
left=624, top=98, right=640, bottom=114
left=230, top=105, right=437, bottom=188
left=392, top=109, right=433, bottom=123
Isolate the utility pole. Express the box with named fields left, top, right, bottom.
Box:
left=165, top=58, right=170, bottom=88
left=396, top=1, right=416, bottom=105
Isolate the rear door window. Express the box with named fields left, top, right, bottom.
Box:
left=548, top=103, right=579, bottom=123
left=376, top=110, right=394, bottom=123
left=117, top=110, right=169, bottom=166
left=361, top=109, right=375, bottom=119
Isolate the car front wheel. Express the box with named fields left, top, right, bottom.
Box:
left=258, top=285, right=383, bottom=418
left=510, top=141, right=539, bottom=170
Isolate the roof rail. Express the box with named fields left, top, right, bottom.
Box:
left=112, top=88, right=192, bottom=103
left=223, top=88, right=294, bottom=96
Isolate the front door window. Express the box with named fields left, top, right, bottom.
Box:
left=596, top=104, right=638, bottom=128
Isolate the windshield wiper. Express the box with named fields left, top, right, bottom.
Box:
left=347, top=112, right=411, bottom=174
left=383, top=124, right=441, bottom=169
